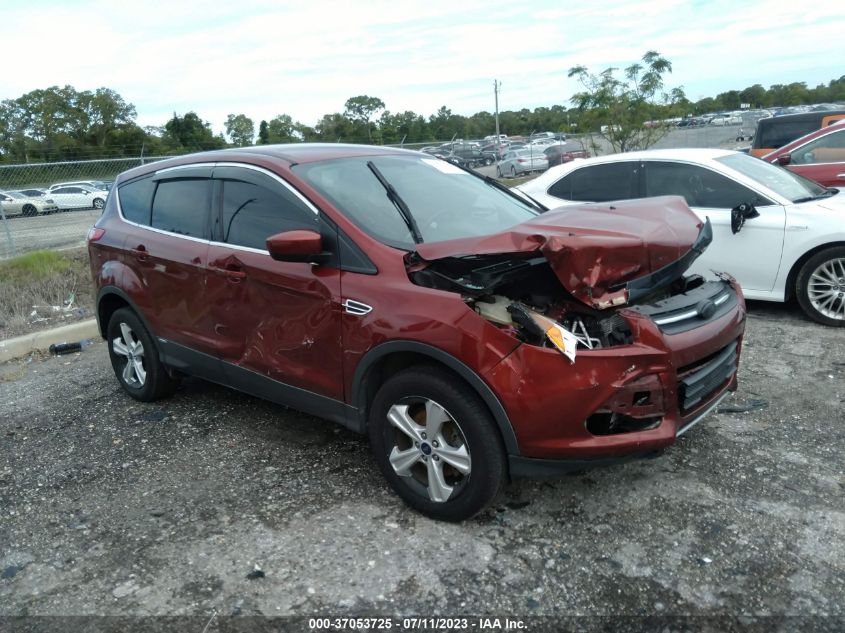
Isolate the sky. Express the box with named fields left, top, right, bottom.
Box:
left=3, top=0, right=845, bottom=135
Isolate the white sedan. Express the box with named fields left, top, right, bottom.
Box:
left=516, top=148, right=845, bottom=326
left=49, top=185, right=109, bottom=211
left=0, top=191, right=59, bottom=216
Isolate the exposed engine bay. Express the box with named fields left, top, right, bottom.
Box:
left=408, top=252, right=716, bottom=354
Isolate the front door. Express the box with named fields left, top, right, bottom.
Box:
left=642, top=160, right=786, bottom=292
left=205, top=166, right=344, bottom=402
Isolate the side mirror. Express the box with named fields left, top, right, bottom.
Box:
left=730, top=203, right=760, bottom=235
left=266, top=229, right=328, bottom=263
left=777, top=154, right=792, bottom=166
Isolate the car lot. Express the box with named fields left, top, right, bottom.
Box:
left=0, top=209, right=100, bottom=259
left=1, top=302, right=843, bottom=622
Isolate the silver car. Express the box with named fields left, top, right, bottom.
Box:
left=496, top=149, right=549, bottom=178
left=0, top=190, right=59, bottom=217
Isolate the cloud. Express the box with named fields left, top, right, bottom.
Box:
left=3, top=0, right=843, bottom=132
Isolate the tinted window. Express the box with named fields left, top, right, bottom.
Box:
left=790, top=129, right=845, bottom=165
left=118, top=176, right=156, bottom=225
left=566, top=163, right=638, bottom=202
left=756, top=119, right=817, bottom=149
left=151, top=179, right=210, bottom=238
left=221, top=180, right=317, bottom=250
left=644, top=161, right=765, bottom=208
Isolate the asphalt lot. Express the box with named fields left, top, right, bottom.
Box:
left=1, top=300, right=843, bottom=627
left=0, top=209, right=100, bottom=259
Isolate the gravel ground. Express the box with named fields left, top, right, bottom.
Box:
left=1, top=300, right=843, bottom=630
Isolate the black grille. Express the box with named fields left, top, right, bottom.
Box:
left=678, top=341, right=738, bottom=412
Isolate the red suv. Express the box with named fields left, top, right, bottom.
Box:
left=88, top=144, right=746, bottom=520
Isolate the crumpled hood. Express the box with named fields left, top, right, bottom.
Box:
left=412, top=196, right=705, bottom=308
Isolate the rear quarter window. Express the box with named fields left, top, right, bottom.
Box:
left=118, top=177, right=155, bottom=225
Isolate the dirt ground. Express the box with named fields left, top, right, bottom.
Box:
left=0, top=300, right=843, bottom=631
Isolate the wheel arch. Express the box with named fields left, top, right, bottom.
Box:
left=351, top=341, right=520, bottom=456
left=784, top=241, right=845, bottom=301
left=96, top=286, right=158, bottom=348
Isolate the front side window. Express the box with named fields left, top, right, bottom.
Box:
left=644, top=161, right=769, bottom=208
left=790, top=129, right=845, bottom=165
left=151, top=179, right=210, bottom=238
left=221, top=179, right=317, bottom=250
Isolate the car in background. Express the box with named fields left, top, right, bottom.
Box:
left=449, top=146, right=496, bottom=167
left=48, top=180, right=99, bottom=192
left=710, top=114, right=743, bottom=126
left=497, top=149, right=548, bottom=177
left=50, top=185, right=109, bottom=211
left=15, top=188, right=49, bottom=198
left=0, top=191, right=59, bottom=216
left=543, top=142, right=590, bottom=167
left=89, top=143, right=745, bottom=520
left=517, top=148, right=845, bottom=326
left=750, top=109, right=845, bottom=157
left=763, top=121, right=845, bottom=188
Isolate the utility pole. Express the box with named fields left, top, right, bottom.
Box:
left=494, top=80, right=501, bottom=151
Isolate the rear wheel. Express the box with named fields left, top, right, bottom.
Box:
left=496, top=166, right=502, bottom=177
left=368, top=367, right=506, bottom=521
left=107, top=308, right=177, bottom=400
left=796, top=247, right=845, bottom=326
left=510, top=166, right=517, bottom=177
left=22, top=204, right=37, bottom=217
left=93, top=197, right=105, bottom=210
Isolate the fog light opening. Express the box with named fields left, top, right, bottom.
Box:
left=586, top=412, right=663, bottom=436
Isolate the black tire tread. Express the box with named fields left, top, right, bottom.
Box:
left=795, top=246, right=845, bottom=327
left=107, top=308, right=177, bottom=401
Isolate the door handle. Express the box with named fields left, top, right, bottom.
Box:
left=836, top=173, right=845, bottom=178
left=130, top=245, right=148, bottom=261
left=212, top=263, right=247, bottom=282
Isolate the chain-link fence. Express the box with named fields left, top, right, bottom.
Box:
left=0, top=156, right=174, bottom=259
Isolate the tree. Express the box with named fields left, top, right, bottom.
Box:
left=568, top=50, right=684, bottom=152
left=164, top=112, right=225, bottom=151
left=343, top=95, right=385, bottom=142
left=258, top=120, right=270, bottom=144
left=267, top=114, right=297, bottom=143
left=225, top=113, right=255, bottom=146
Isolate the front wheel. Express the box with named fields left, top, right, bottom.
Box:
left=22, top=204, right=37, bottom=217
left=510, top=166, right=517, bottom=177
left=796, top=247, right=845, bottom=326
left=496, top=166, right=502, bottom=177
left=368, top=367, right=506, bottom=521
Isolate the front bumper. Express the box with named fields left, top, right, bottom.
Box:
left=485, top=280, right=746, bottom=464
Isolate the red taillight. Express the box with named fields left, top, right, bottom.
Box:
left=88, top=227, right=105, bottom=242
left=517, top=158, right=527, bottom=163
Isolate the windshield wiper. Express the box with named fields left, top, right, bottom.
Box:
left=793, top=188, right=838, bottom=204
left=366, top=161, right=423, bottom=244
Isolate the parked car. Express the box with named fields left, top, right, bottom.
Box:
left=48, top=180, right=99, bottom=192
left=50, top=185, right=109, bottom=210
left=750, top=109, right=845, bottom=157
left=497, top=149, right=549, bottom=177
left=543, top=143, right=590, bottom=167
left=15, top=188, right=49, bottom=198
left=763, top=121, right=845, bottom=188
left=0, top=190, right=59, bottom=216
left=88, top=144, right=745, bottom=520
left=709, top=114, right=743, bottom=126
left=450, top=146, right=496, bottom=167
left=517, top=148, right=845, bottom=326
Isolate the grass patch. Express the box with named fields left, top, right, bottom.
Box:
left=0, top=247, right=94, bottom=339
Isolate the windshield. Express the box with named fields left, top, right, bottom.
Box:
left=716, top=153, right=828, bottom=203
left=294, top=155, right=538, bottom=248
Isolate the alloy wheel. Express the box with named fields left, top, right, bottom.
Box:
left=386, top=398, right=471, bottom=503
left=112, top=322, right=147, bottom=387
left=808, top=257, right=845, bottom=320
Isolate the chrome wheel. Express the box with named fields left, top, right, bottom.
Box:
left=808, top=257, right=845, bottom=320
left=386, top=398, right=471, bottom=503
left=112, top=322, right=146, bottom=388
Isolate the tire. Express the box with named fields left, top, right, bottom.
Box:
left=22, top=204, right=37, bottom=217
left=107, top=308, right=177, bottom=400
left=368, top=366, right=506, bottom=521
left=93, top=197, right=105, bottom=210
left=510, top=166, right=517, bottom=178
left=496, top=166, right=502, bottom=178
left=796, top=247, right=845, bottom=327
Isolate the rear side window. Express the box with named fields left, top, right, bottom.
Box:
left=118, top=177, right=155, bottom=225
left=151, top=179, right=210, bottom=238
left=221, top=180, right=317, bottom=250
left=549, top=163, right=637, bottom=202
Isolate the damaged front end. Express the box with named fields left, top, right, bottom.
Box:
left=406, top=197, right=745, bottom=456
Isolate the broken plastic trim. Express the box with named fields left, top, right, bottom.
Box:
left=622, top=217, right=713, bottom=304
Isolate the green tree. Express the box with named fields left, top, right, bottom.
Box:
left=164, top=112, right=225, bottom=151
left=225, top=113, right=255, bottom=146
left=568, top=50, right=684, bottom=152
left=343, top=95, right=385, bottom=142
left=267, top=114, right=297, bottom=143
left=258, top=120, right=270, bottom=144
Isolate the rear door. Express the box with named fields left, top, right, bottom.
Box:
left=642, top=160, right=785, bottom=291
left=206, top=165, right=344, bottom=401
